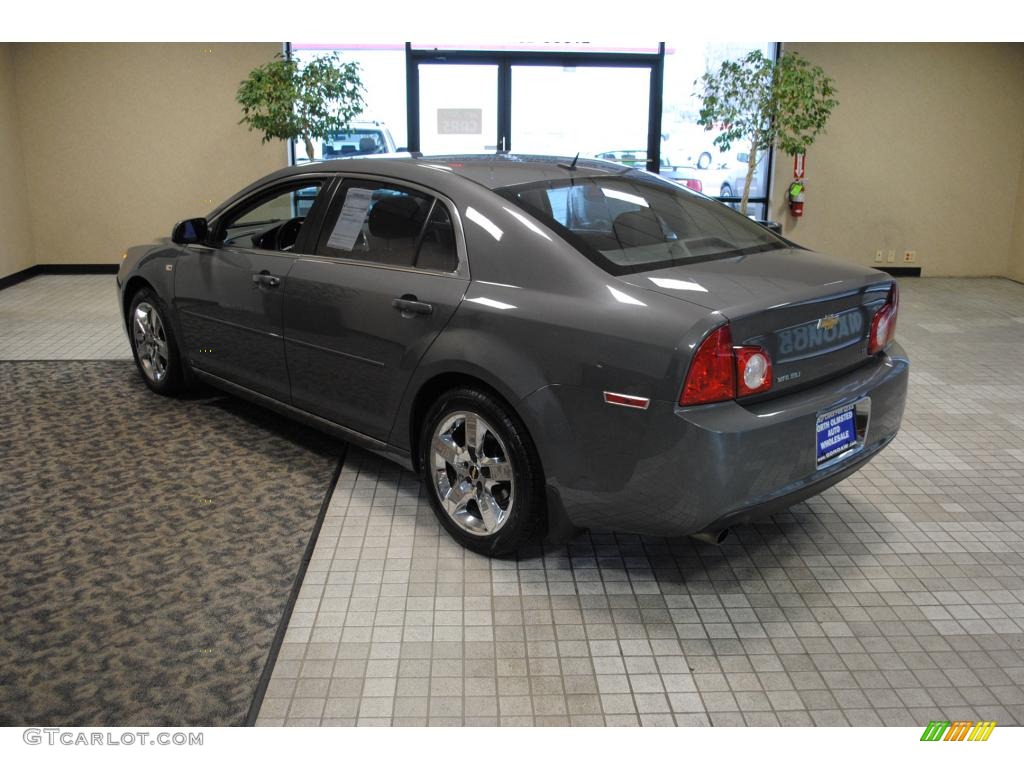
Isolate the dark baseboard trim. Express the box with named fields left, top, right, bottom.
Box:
left=0, top=263, right=119, bottom=291
left=244, top=447, right=347, bottom=726
left=877, top=266, right=922, bottom=277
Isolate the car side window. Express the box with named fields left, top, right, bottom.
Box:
left=315, top=182, right=458, bottom=272
left=415, top=202, right=458, bottom=272
left=219, top=182, right=323, bottom=252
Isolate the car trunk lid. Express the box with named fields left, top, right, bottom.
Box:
left=619, top=248, right=894, bottom=397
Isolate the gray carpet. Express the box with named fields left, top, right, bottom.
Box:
left=0, top=360, right=343, bottom=725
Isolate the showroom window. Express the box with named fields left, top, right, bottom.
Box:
left=661, top=41, right=778, bottom=221
left=288, top=42, right=777, bottom=217
left=288, top=44, right=409, bottom=163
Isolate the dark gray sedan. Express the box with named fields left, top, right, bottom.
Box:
left=117, top=154, right=908, bottom=555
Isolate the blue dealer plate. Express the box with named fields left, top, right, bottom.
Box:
left=816, top=404, right=858, bottom=465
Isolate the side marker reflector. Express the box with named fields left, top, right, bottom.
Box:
left=603, top=392, right=650, bottom=410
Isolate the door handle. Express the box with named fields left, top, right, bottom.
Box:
left=392, top=295, right=433, bottom=316
left=252, top=271, right=281, bottom=288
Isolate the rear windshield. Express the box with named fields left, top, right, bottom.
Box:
left=496, top=174, right=786, bottom=276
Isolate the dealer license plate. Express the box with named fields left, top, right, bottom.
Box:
left=816, top=403, right=858, bottom=465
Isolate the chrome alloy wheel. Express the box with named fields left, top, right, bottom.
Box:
left=430, top=411, right=515, bottom=536
left=133, top=302, right=169, bottom=383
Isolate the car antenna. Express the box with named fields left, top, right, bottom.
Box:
left=557, top=153, right=580, bottom=171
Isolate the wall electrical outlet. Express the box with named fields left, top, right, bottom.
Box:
left=874, top=250, right=884, bottom=263
left=887, top=250, right=896, bottom=263
left=903, top=250, right=916, bottom=263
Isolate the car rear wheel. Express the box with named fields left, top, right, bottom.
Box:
left=720, top=182, right=733, bottom=197
left=420, top=387, right=544, bottom=556
left=129, top=288, right=185, bottom=396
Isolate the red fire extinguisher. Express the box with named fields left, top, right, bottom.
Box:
left=788, top=180, right=805, bottom=217
left=789, top=153, right=806, bottom=217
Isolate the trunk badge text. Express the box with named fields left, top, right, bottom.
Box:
left=778, top=311, right=864, bottom=356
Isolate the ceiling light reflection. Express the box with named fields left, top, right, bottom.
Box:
left=466, top=207, right=503, bottom=241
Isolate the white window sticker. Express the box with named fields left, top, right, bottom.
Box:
left=326, top=187, right=375, bottom=251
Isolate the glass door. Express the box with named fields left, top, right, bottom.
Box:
left=417, top=64, right=499, bottom=154
left=510, top=66, right=650, bottom=161
left=406, top=46, right=664, bottom=171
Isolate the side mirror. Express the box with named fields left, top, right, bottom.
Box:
left=172, top=218, right=209, bottom=245
left=395, top=146, right=408, bottom=153
left=736, top=152, right=750, bottom=164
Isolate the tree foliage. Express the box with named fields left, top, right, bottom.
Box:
left=236, top=53, right=366, bottom=162
left=695, top=49, right=838, bottom=214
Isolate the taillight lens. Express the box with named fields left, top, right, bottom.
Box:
left=868, top=283, right=899, bottom=354
left=680, top=325, right=735, bottom=405
left=683, top=179, right=703, bottom=193
left=680, top=324, right=773, bottom=405
left=735, top=346, right=772, bottom=396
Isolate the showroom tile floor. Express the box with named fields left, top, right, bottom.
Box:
left=3, top=275, right=1023, bottom=727
left=255, top=277, right=1024, bottom=726
left=0, top=274, right=130, bottom=360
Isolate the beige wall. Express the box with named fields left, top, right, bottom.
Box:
left=1011, top=153, right=1024, bottom=282
left=8, top=43, right=285, bottom=273
left=0, top=44, right=35, bottom=278
left=4, top=43, right=1024, bottom=281
left=771, top=43, right=1024, bottom=277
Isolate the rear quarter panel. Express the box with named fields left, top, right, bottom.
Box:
left=387, top=184, right=713, bottom=455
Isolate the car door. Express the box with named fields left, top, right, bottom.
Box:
left=283, top=176, right=469, bottom=441
left=174, top=177, right=331, bottom=402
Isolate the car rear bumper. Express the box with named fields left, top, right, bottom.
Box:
left=519, top=342, right=909, bottom=537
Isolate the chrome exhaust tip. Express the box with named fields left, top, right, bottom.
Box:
left=690, top=528, right=731, bottom=546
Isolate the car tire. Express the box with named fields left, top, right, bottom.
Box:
left=420, top=387, right=545, bottom=556
left=697, top=151, right=712, bottom=170
left=720, top=183, right=733, bottom=197
left=128, top=288, right=186, bottom=396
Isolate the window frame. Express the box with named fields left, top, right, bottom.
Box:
left=303, top=173, right=470, bottom=279
left=209, top=174, right=336, bottom=255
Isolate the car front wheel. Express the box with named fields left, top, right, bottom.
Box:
left=128, top=288, right=185, bottom=396
left=420, top=388, right=544, bottom=556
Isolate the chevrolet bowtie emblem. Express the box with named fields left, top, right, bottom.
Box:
left=817, top=314, right=839, bottom=331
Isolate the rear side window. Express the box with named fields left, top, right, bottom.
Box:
left=315, top=182, right=458, bottom=272
left=497, top=174, right=786, bottom=275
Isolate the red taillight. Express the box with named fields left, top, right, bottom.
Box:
left=683, top=179, right=703, bottom=193
left=680, top=325, right=735, bottom=405
left=868, top=283, right=899, bottom=354
left=681, top=324, right=773, bottom=405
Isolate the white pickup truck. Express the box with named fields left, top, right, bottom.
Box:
left=296, top=121, right=400, bottom=163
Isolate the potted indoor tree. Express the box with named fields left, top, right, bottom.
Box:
left=236, top=52, right=366, bottom=164
left=695, top=49, right=838, bottom=217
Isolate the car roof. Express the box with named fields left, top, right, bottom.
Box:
left=207, top=153, right=650, bottom=221
left=278, top=153, right=638, bottom=191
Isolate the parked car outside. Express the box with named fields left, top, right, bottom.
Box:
left=691, top=149, right=769, bottom=201
left=117, top=154, right=908, bottom=555
left=295, top=120, right=399, bottom=163
left=593, top=150, right=704, bottom=192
